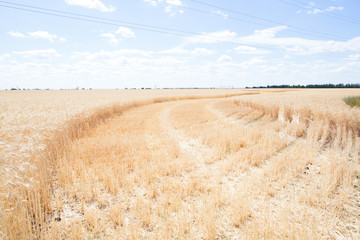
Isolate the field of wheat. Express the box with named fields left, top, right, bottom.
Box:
left=0, top=89, right=359, bottom=239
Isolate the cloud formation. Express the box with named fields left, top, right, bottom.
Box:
left=7, top=31, right=26, bottom=38
left=144, top=0, right=182, bottom=6
left=101, top=33, right=118, bottom=44
left=116, top=27, right=136, bottom=38
left=2, top=45, right=360, bottom=89
left=144, top=0, right=183, bottom=16
left=307, top=6, right=344, bottom=15
left=102, top=27, right=136, bottom=44
left=188, top=30, right=237, bottom=44
left=187, top=26, right=360, bottom=55
left=160, top=47, right=214, bottom=56
left=12, top=49, right=62, bottom=58
left=65, top=0, right=115, bottom=12
left=8, top=31, right=67, bottom=42
left=212, top=10, right=228, bottom=18
left=234, top=45, right=271, bottom=55
left=296, top=2, right=344, bottom=15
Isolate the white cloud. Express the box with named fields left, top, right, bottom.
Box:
left=234, top=45, right=271, bottom=54
left=101, top=33, right=118, bottom=44
left=13, top=49, right=62, bottom=58
left=331, top=62, right=360, bottom=73
left=187, top=26, right=360, bottom=55
left=212, top=10, right=228, bottom=18
left=326, top=6, right=344, bottom=12
left=280, top=37, right=360, bottom=55
left=65, top=0, right=115, bottom=12
left=2, top=46, right=360, bottom=89
left=295, top=2, right=343, bottom=15
left=307, top=8, right=322, bottom=14
left=144, top=0, right=158, bottom=6
left=160, top=47, right=214, bottom=55
left=160, top=48, right=188, bottom=54
left=243, top=57, right=267, bottom=66
left=166, top=0, right=182, bottom=6
left=191, top=48, right=214, bottom=56
left=254, top=26, right=288, bottom=38
left=116, top=27, right=136, bottom=38
left=187, top=26, right=285, bottom=44
left=217, top=55, right=232, bottom=63
left=188, top=30, right=237, bottom=44
left=345, top=54, right=360, bottom=61
left=307, top=6, right=343, bottom=14
left=188, top=26, right=286, bottom=44
left=304, top=3, right=343, bottom=15
left=164, top=5, right=182, bottom=16
left=8, top=30, right=66, bottom=42
left=71, top=49, right=152, bottom=61
left=144, top=0, right=182, bottom=6
left=165, top=5, right=173, bottom=14
left=59, top=37, right=67, bottom=42
left=144, top=0, right=183, bottom=15
left=102, top=27, right=136, bottom=44
left=29, top=31, right=58, bottom=42
left=7, top=31, right=26, bottom=38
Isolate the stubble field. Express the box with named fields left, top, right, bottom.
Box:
left=0, top=89, right=359, bottom=239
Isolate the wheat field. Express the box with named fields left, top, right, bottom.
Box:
left=0, top=89, right=359, bottom=239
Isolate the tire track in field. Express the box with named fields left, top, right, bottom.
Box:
left=159, top=101, right=211, bottom=167
left=158, top=99, right=248, bottom=238
left=158, top=99, right=229, bottom=182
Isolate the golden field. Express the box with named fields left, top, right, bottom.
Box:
left=0, top=89, right=359, bottom=239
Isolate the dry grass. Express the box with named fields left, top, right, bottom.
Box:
left=1, top=89, right=360, bottom=239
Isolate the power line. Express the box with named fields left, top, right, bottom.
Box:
left=182, top=6, right=272, bottom=28
left=187, top=0, right=349, bottom=41
left=0, top=4, right=189, bottom=36
left=2, top=0, right=350, bottom=41
left=0, top=1, right=350, bottom=58
left=0, top=1, right=279, bottom=52
left=182, top=5, right=347, bottom=41
left=2, top=1, right=276, bottom=39
left=0, top=0, right=297, bottom=39
left=0, top=1, right=196, bottom=36
left=188, top=0, right=284, bottom=25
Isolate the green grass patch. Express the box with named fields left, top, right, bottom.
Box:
left=344, top=96, right=360, bottom=108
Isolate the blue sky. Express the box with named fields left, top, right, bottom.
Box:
left=0, top=0, right=359, bottom=89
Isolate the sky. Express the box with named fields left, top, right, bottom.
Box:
left=0, top=0, right=359, bottom=89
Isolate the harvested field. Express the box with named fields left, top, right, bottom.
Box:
left=1, top=89, right=360, bottom=239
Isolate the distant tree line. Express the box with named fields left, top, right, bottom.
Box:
left=249, top=83, right=360, bottom=89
